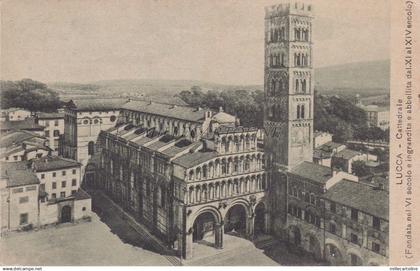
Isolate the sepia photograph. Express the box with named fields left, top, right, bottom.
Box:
left=0, top=0, right=417, bottom=268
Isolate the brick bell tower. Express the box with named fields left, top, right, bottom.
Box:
left=264, top=2, right=314, bottom=170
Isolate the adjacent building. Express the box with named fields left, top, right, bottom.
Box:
left=35, top=112, right=65, bottom=153
left=1, top=108, right=31, bottom=122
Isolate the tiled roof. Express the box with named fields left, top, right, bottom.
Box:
left=333, top=149, right=362, bottom=160
left=289, top=161, right=332, bottom=184
left=215, top=125, right=258, bottom=134
left=67, top=98, right=127, bottom=111
left=0, top=130, right=44, bottom=148
left=172, top=150, right=218, bottom=168
left=317, top=141, right=344, bottom=152
left=323, top=180, right=389, bottom=220
left=161, top=140, right=199, bottom=157
left=122, top=100, right=207, bottom=122
left=212, top=112, right=236, bottom=123
left=32, top=156, right=81, bottom=172
left=0, top=117, right=45, bottom=131
left=36, top=112, right=64, bottom=119
left=1, top=162, right=40, bottom=188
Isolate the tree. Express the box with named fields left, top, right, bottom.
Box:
left=352, top=160, right=371, bottom=177
left=1, top=79, right=62, bottom=112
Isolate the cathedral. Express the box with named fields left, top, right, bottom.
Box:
left=60, top=2, right=388, bottom=266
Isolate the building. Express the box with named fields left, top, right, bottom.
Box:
left=1, top=108, right=31, bottom=122
left=61, top=99, right=127, bottom=170
left=0, top=130, right=51, bottom=162
left=35, top=112, right=65, bottom=153
left=0, top=162, right=40, bottom=233
left=357, top=104, right=390, bottom=131
left=263, top=2, right=388, bottom=266
left=59, top=1, right=388, bottom=265
left=313, top=131, right=333, bottom=148
left=0, top=117, right=45, bottom=136
left=0, top=158, right=91, bottom=235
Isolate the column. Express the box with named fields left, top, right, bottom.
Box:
left=247, top=213, right=255, bottom=239
left=215, top=222, right=224, bottom=249
left=185, top=228, right=194, bottom=259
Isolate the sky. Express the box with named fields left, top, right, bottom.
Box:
left=1, top=0, right=390, bottom=85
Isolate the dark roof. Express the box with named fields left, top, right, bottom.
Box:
left=289, top=161, right=332, bottom=184
left=0, top=130, right=44, bottom=148
left=1, top=162, right=40, bottom=188
left=317, top=141, right=344, bottom=152
left=66, top=99, right=127, bottom=111
left=333, top=149, right=362, bottom=160
left=32, top=156, right=81, bottom=172
left=36, top=112, right=64, bottom=119
left=323, top=180, right=389, bottom=220
left=74, top=189, right=91, bottom=200
left=122, top=100, right=207, bottom=122
left=0, top=117, right=45, bottom=131
left=173, top=150, right=218, bottom=168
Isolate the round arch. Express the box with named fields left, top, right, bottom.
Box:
left=288, top=225, right=302, bottom=247
left=224, top=201, right=249, bottom=235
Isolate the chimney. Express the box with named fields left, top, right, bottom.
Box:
left=331, top=167, right=339, bottom=177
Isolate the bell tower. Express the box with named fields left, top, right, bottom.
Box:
left=264, top=2, right=314, bottom=170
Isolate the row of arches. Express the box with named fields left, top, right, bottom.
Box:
left=187, top=174, right=267, bottom=204
left=268, top=78, right=288, bottom=96
left=122, top=111, right=202, bottom=140
left=294, top=53, right=310, bottom=67
left=269, top=26, right=286, bottom=43
left=217, top=133, right=258, bottom=153
left=268, top=52, right=286, bottom=68
left=187, top=153, right=265, bottom=182
left=294, top=28, right=310, bottom=42
left=295, top=78, right=308, bottom=93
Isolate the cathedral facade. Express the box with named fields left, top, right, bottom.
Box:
left=62, top=2, right=388, bottom=266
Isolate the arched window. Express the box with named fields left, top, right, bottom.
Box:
left=301, top=105, right=305, bottom=119
left=271, top=79, right=276, bottom=95
left=301, top=79, right=306, bottom=93
left=88, top=141, right=95, bottom=155
left=281, top=53, right=285, bottom=66
left=297, top=105, right=301, bottom=119
left=295, top=79, right=299, bottom=92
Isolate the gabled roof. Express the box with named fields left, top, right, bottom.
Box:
left=212, top=112, right=236, bottom=124
left=172, top=150, right=218, bottom=168
left=122, top=100, right=207, bottom=122
left=0, top=130, right=45, bottom=148
left=32, top=156, right=81, bottom=172
left=0, top=118, right=45, bottom=131
left=333, top=149, right=363, bottom=160
left=66, top=98, right=127, bottom=111
left=323, top=180, right=389, bottom=220
left=289, top=161, right=332, bottom=184
left=1, top=162, right=40, bottom=188
left=36, top=112, right=64, bottom=119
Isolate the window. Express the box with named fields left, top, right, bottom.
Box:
left=19, top=196, right=29, bottom=204
left=40, top=183, right=45, bottom=191
left=330, top=202, right=336, bottom=213
left=13, top=187, right=24, bottom=193
left=62, top=171, right=66, bottom=176
left=88, top=141, right=95, bottom=155
left=41, top=174, right=45, bottom=179
left=60, top=192, right=66, bottom=198
left=13, top=155, right=18, bottom=161
left=62, top=181, right=66, bottom=188
left=52, top=182, right=57, bottom=189
left=72, top=169, right=76, bottom=175
left=53, top=130, right=60, bottom=137
left=110, top=115, right=116, bottom=122
left=373, top=216, right=381, bottom=230
left=351, top=233, right=358, bottom=244
left=54, top=120, right=59, bottom=126
left=20, top=213, right=28, bottom=225
left=330, top=223, right=336, bottom=234
left=45, top=120, right=50, bottom=127
left=45, top=130, right=50, bottom=137
left=5, top=156, right=9, bottom=161
left=351, top=208, right=358, bottom=221
left=71, top=190, right=77, bottom=195
left=26, top=186, right=36, bottom=191
left=51, top=193, right=56, bottom=199
left=53, top=172, right=56, bottom=177
left=372, top=242, right=380, bottom=253
left=72, top=179, right=77, bottom=186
